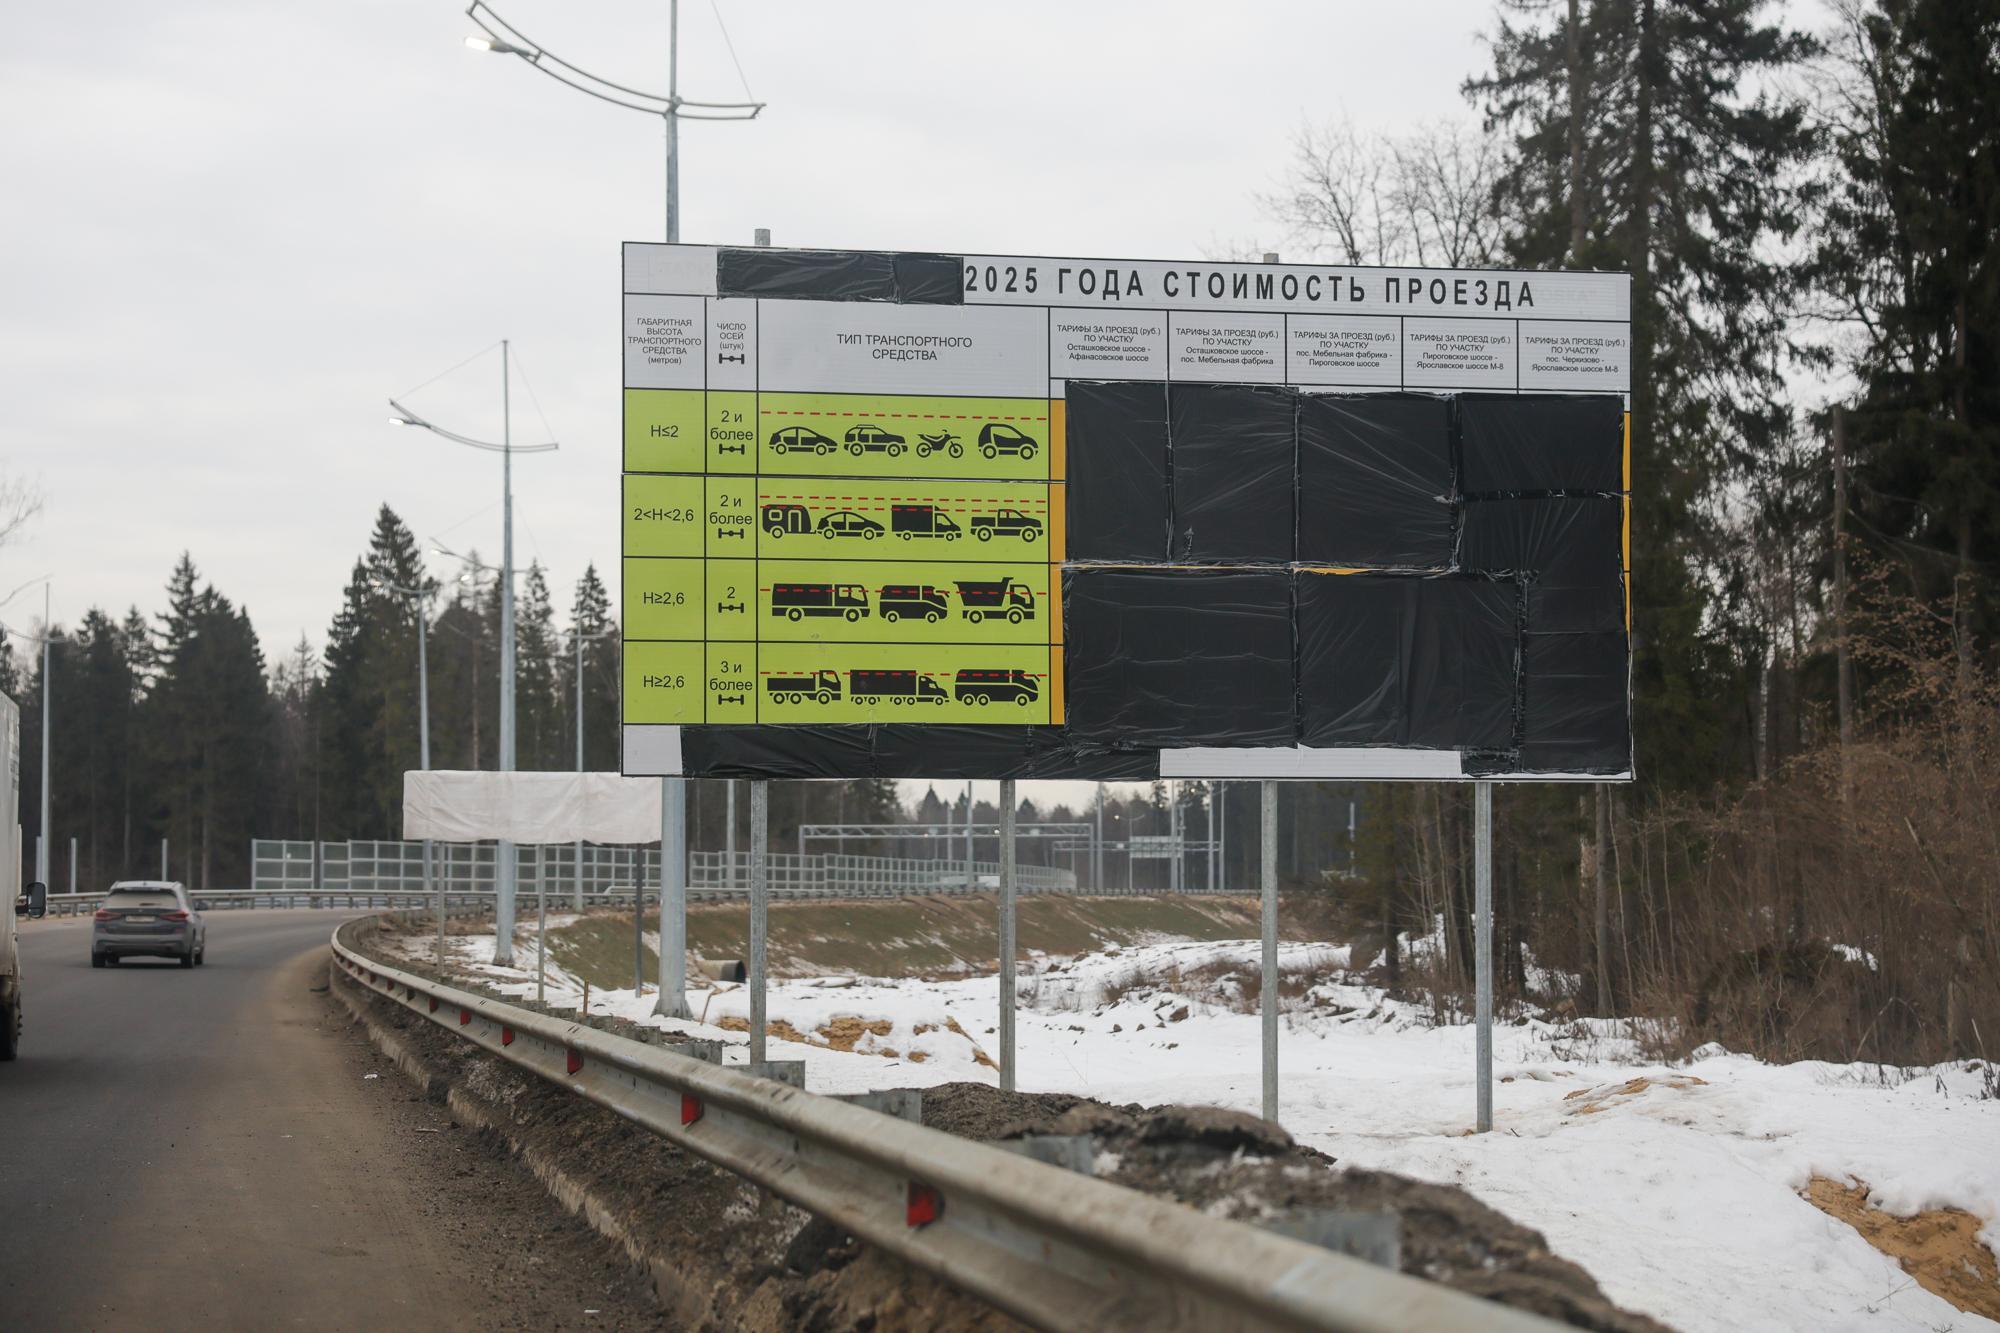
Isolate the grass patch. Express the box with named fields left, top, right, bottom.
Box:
left=540, top=893, right=1298, bottom=987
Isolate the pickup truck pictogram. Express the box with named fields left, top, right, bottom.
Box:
left=971, top=508, right=1043, bottom=542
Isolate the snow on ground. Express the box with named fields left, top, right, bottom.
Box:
left=392, top=925, right=2000, bottom=1333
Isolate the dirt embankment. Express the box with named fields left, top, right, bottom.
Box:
left=346, top=915, right=1674, bottom=1332
left=1805, top=1177, right=2000, bottom=1321
left=547, top=892, right=1283, bottom=991
left=920, top=1084, right=1672, bottom=1333
left=334, top=941, right=1021, bottom=1332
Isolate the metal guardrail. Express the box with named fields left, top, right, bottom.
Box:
left=329, top=917, right=1562, bottom=1333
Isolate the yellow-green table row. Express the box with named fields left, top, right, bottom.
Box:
left=622, top=641, right=1060, bottom=726
left=623, top=557, right=1057, bottom=644
left=623, top=474, right=1065, bottom=560
left=625, top=388, right=1059, bottom=480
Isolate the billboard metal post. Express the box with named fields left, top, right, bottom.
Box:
left=1218, top=782, right=1227, bottom=894
left=749, top=779, right=769, bottom=1063
left=1260, top=780, right=1278, bottom=1123
left=1474, top=780, right=1494, bottom=1132
left=1093, top=783, right=1105, bottom=893
left=633, top=854, right=646, bottom=989
left=999, top=777, right=1018, bottom=1092
left=964, top=781, right=975, bottom=892
left=656, top=776, right=690, bottom=1017
left=535, top=844, right=547, bottom=1004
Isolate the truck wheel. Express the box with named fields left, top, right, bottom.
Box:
left=968, top=611, right=983, bottom=625
left=976, top=528, right=992, bottom=541
left=787, top=608, right=804, bottom=622
left=1017, top=693, right=1033, bottom=706
left=1023, top=528, right=1040, bottom=542
left=1008, top=609, right=1025, bottom=624
left=845, top=609, right=861, bottom=622
left=975, top=694, right=991, bottom=706
left=900, top=531, right=913, bottom=540
left=816, top=690, right=834, bottom=705
left=883, top=610, right=900, bottom=623
left=925, top=611, right=941, bottom=623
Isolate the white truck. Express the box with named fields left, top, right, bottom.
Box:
left=2, top=689, right=49, bottom=1061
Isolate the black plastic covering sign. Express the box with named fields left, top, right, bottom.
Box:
left=622, top=243, right=1633, bottom=781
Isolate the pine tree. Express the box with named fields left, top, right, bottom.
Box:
left=362, top=506, right=434, bottom=818
left=514, top=562, right=560, bottom=770
left=1813, top=0, right=2000, bottom=673
left=1468, top=0, right=1820, bottom=788
left=566, top=564, right=618, bottom=771
left=65, top=609, right=139, bottom=889
left=318, top=558, right=379, bottom=838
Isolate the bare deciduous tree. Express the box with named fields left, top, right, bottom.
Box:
left=1391, top=122, right=1504, bottom=268
left=1261, top=116, right=1502, bottom=268
left=0, top=470, right=41, bottom=551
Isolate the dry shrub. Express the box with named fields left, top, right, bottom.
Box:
left=1635, top=587, right=2000, bottom=1066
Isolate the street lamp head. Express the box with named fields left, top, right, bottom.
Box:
left=465, top=34, right=530, bottom=55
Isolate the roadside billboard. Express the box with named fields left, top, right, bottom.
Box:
left=622, top=244, right=1631, bottom=782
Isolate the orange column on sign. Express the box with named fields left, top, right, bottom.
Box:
left=1622, top=413, right=1632, bottom=632
left=1047, top=395, right=1067, bottom=723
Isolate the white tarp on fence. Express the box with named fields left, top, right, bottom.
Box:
left=403, top=771, right=662, bottom=844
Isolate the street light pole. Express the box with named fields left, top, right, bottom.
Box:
left=38, top=583, right=51, bottom=888
left=463, top=5, right=762, bottom=1013
left=375, top=576, right=437, bottom=958
left=665, top=0, right=680, bottom=243
left=389, top=346, right=556, bottom=968
left=496, top=339, right=518, bottom=963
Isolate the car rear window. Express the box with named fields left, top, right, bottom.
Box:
left=106, top=890, right=180, bottom=909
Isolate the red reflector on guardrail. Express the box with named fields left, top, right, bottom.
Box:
left=459, top=1008, right=471, bottom=1026
left=428, top=996, right=439, bottom=1013
left=681, top=1093, right=703, bottom=1126
left=566, top=1049, right=583, bottom=1075
left=502, top=1027, right=514, bottom=1046
left=906, top=1182, right=943, bottom=1228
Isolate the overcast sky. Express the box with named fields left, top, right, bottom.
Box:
left=2, top=1, right=1497, bottom=811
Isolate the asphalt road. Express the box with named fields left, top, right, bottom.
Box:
left=0, top=910, right=660, bottom=1331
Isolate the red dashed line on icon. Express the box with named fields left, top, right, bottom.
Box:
left=760, top=410, right=1047, bottom=423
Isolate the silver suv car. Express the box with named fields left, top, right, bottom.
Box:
left=92, top=881, right=205, bottom=968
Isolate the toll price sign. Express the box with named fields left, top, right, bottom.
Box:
left=621, top=270, right=1064, bottom=729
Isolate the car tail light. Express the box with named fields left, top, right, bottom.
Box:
left=93, top=908, right=115, bottom=921
left=162, top=910, right=190, bottom=922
